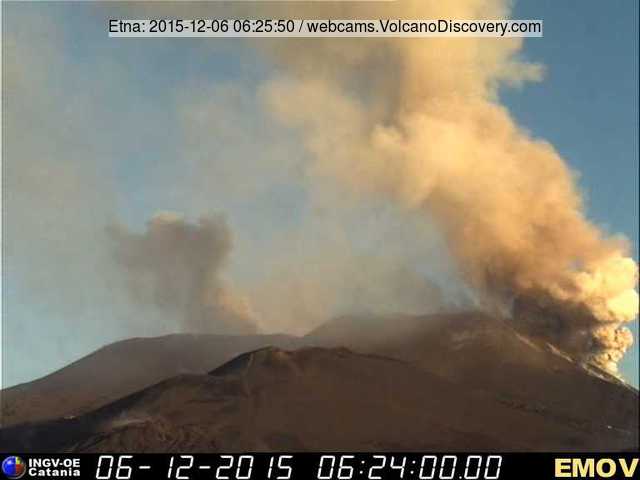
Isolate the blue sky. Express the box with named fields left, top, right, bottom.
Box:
left=3, top=0, right=638, bottom=388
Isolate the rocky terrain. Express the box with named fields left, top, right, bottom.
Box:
left=1, top=313, right=637, bottom=452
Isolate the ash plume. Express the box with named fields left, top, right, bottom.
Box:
left=108, top=213, right=257, bottom=335
left=240, top=0, right=639, bottom=374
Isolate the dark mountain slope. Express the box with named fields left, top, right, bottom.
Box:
left=1, top=333, right=299, bottom=426
left=306, top=312, right=639, bottom=430
left=2, top=347, right=634, bottom=453
left=2, top=312, right=637, bottom=452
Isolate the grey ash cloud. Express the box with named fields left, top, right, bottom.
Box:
left=107, top=212, right=257, bottom=335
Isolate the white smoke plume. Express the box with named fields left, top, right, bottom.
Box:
left=107, top=213, right=257, bottom=335
left=231, top=0, right=638, bottom=374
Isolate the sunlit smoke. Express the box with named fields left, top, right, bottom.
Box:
left=244, top=0, right=639, bottom=374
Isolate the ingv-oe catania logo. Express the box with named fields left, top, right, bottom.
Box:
left=2, top=457, right=26, bottom=480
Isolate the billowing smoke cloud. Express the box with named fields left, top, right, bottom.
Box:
left=107, top=213, right=257, bottom=335
left=6, top=0, right=636, bottom=386
left=172, top=78, right=460, bottom=335
left=235, top=0, right=639, bottom=374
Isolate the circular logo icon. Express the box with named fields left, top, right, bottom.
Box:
left=2, top=457, right=26, bottom=480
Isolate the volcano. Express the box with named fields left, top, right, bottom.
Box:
left=1, top=313, right=637, bottom=452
